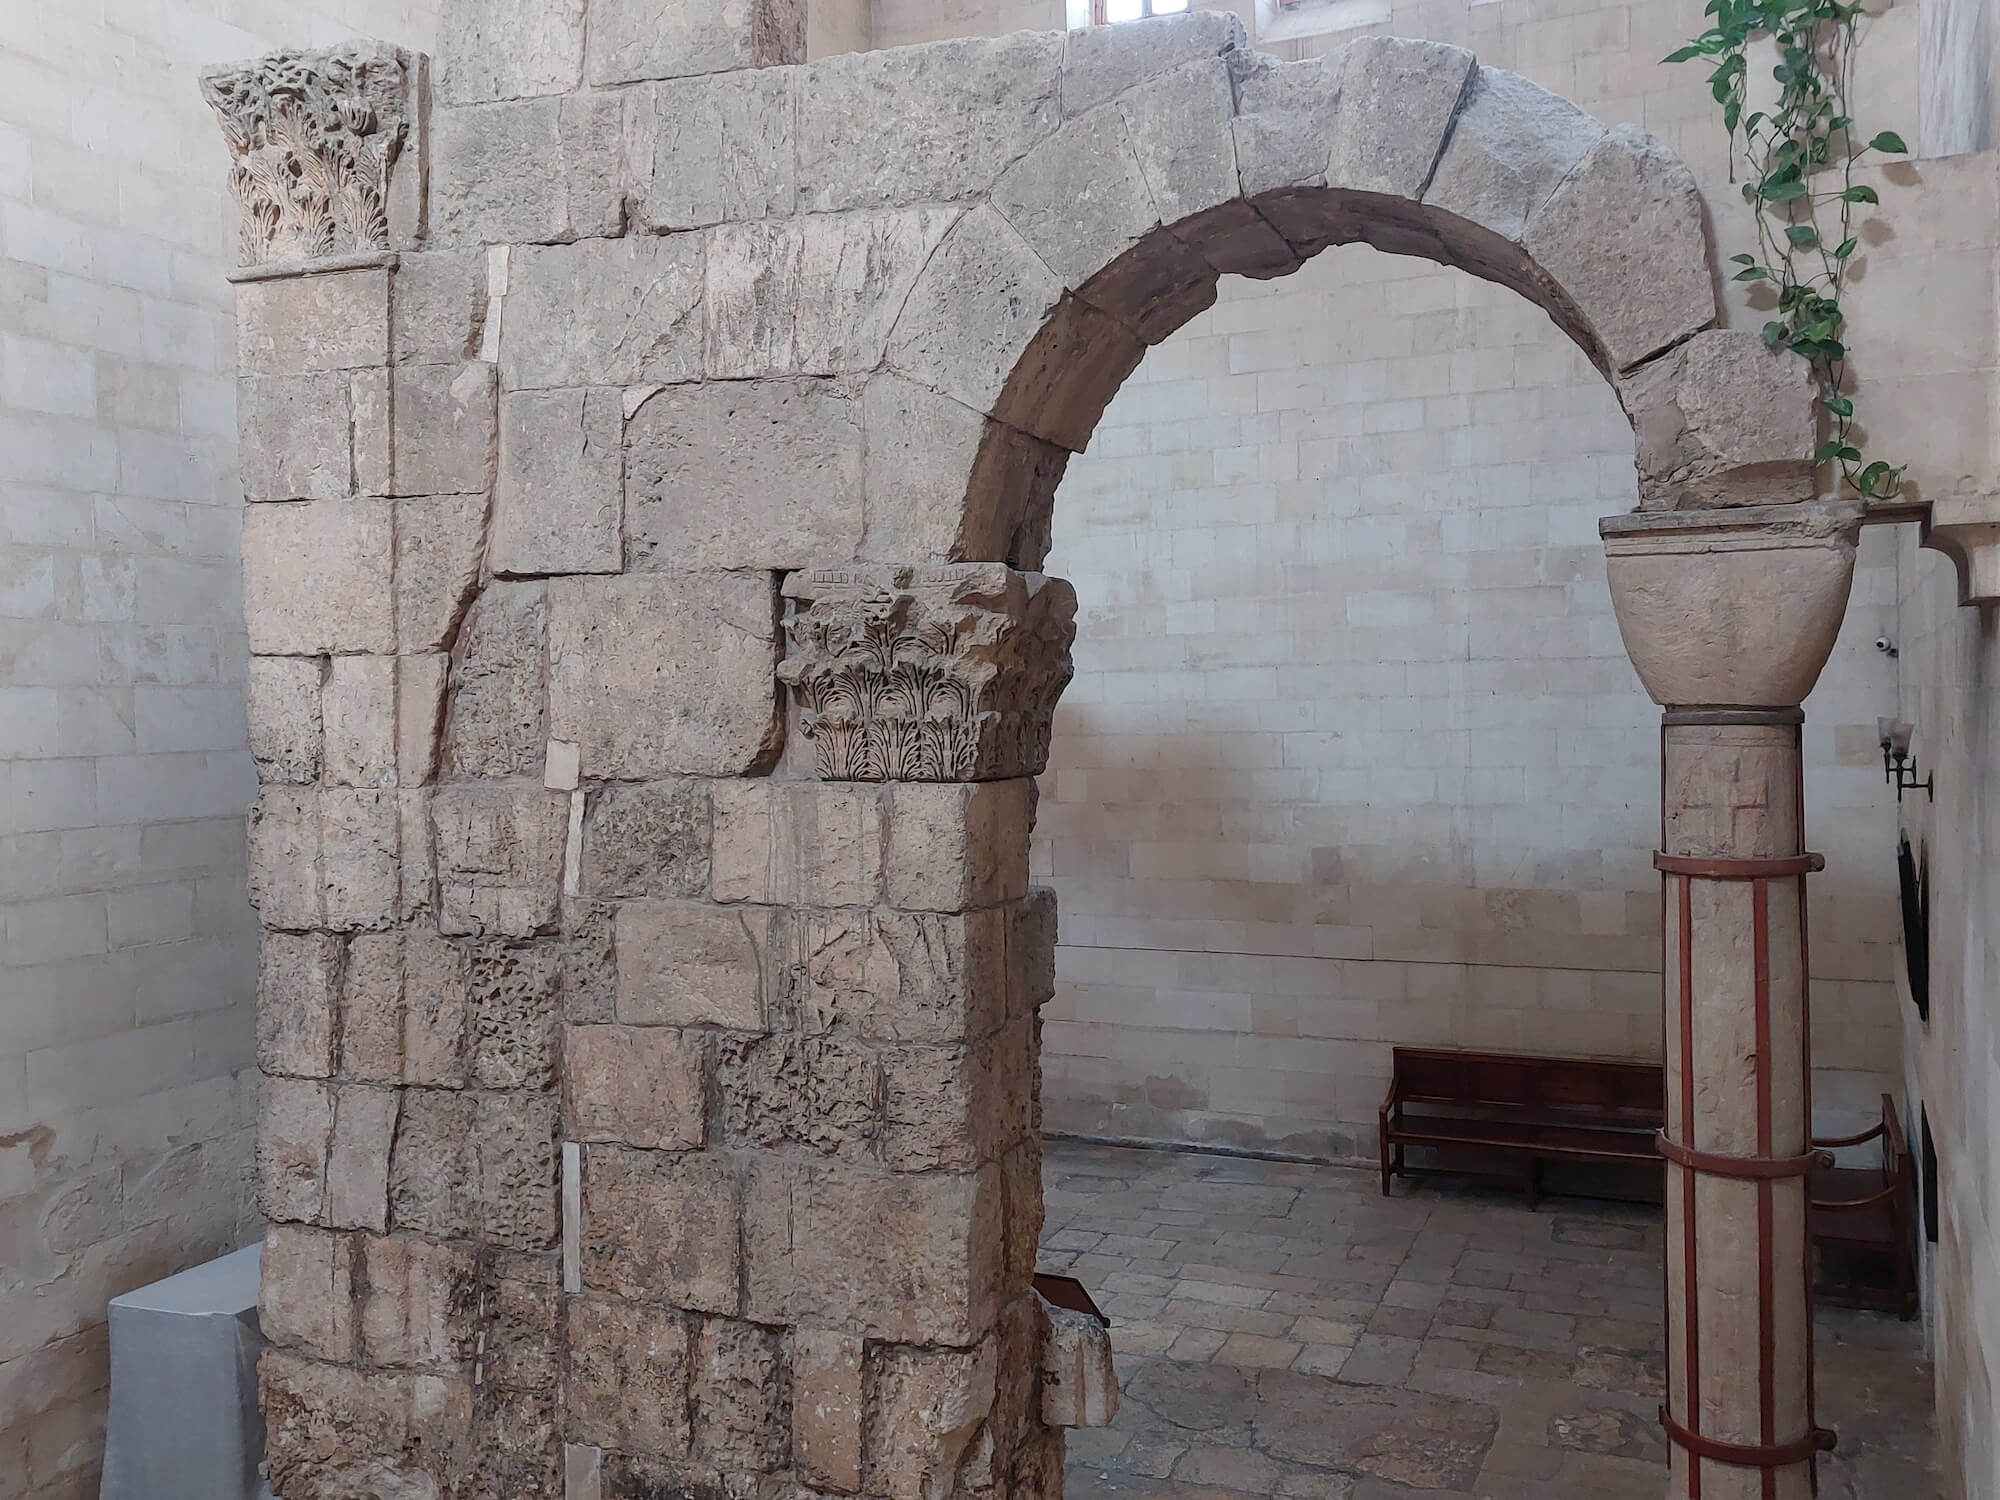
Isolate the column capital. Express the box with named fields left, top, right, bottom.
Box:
left=201, top=41, right=426, bottom=269
left=777, top=563, right=1077, bottom=783
left=1601, top=501, right=1862, bottom=711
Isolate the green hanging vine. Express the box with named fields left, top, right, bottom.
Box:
left=1667, top=0, right=1909, bottom=499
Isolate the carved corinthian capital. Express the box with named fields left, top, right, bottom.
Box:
left=201, top=41, right=421, bottom=267
left=778, top=564, right=1077, bottom=783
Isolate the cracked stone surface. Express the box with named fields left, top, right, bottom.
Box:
left=1038, top=1141, right=1943, bottom=1500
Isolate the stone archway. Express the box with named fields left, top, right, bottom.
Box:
left=210, top=11, right=1860, bottom=1500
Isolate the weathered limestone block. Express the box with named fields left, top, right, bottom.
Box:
left=560, top=898, right=619, bottom=1024
left=393, top=249, right=488, bottom=365
left=436, top=0, right=581, bottom=103
left=493, top=387, right=623, bottom=575
left=444, top=581, right=546, bottom=778
left=798, top=207, right=961, bottom=375
left=258, top=929, right=340, bottom=1078
left=395, top=494, right=486, bottom=653
left=261, top=1350, right=470, bottom=1499
left=566, top=1294, right=693, bottom=1457
left=580, top=1144, right=742, bottom=1312
left=994, top=294, right=1148, bottom=453
left=710, top=779, right=881, bottom=907
left=238, top=373, right=363, bottom=502
left=260, top=1224, right=357, bottom=1363
left=341, top=927, right=468, bottom=1086
left=1059, top=8, right=1244, bottom=116
left=703, top=220, right=801, bottom=376
left=247, top=656, right=323, bottom=784
left=321, top=655, right=396, bottom=788
left=1231, top=48, right=1342, bottom=200
left=201, top=42, right=422, bottom=266
left=1617, top=329, right=1816, bottom=509
left=431, top=783, right=567, bottom=937
left=360, top=1234, right=478, bottom=1372
left=1038, top=1298, right=1118, bottom=1428
left=564, top=1024, right=708, bottom=1148
left=467, top=942, right=561, bottom=1089
left=389, top=1088, right=561, bottom=1248
left=331, top=793, right=403, bottom=928
left=249, top=787, right=403, bottom=931
left=396, top=789, right=435, bottom=926
left=235, top=268, right=389, bottom=374
left=886, top=204, right=1065, bottom=426
left=1423, top=65, right=1607, bottom=243
left=791, top=1328, right=864, bottom=1492
left=1326, top=38, right=1475, bottom=200
left=1010, top=886, right=1059, bottom=1017
left=797, top=33, right=1063, bottom=213
left=1603, top=503, right=1860, bottom=709
left=258, top=1077, right=397, bottom=1230
left=430, top=95, right=623, bottom=246
left=857, top=373, right=1070, bottom=566
left=795, top=906, right=1009, bottom=1044
left=717, top=1031, right=879, bottom=1157
left=1001, top=1136, right=1045, bottom=1291
left=500, top=237, right=704, bottom=389
left=880, top=1019, right=1034, bottom=1171
left=396, top=652, right=448, bottom=785
left=625, top=381, right=863, bottom=569
left=547, top=572, right=782, bottom=779
left=1107, top=63, right=1237, bottom=333
left=1521, top=123, right=1717, bottom=374
left=885, top=781, right=1036, bottom=913
left=745, top=1160, right=1005, bottom=1344
left=581, top=779, right=712, bottom=899
left=694, top=1319, right=790, bottom=1472
left=864, top=1339, right=999, bottom=1500
left=623, top=68, right=797, bottom=232
left=779, top=565, right=1076, bottom=783
left=352, top=367, right=393, bottom=496
left=481, top=1252, right=562, bottom=1390
left=390, top=362, right=496, bottom=497
left=471, top=1387, right=562, bottom=1496
left=992, top=106, right=1160, bottom=293
left=242, top=498, right=394, bottom=654
left=588, top=0, right=803, bottom=85
left=616, top=899, right=779, bottom=1029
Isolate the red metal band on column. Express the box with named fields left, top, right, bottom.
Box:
left=1755, top=880, right=1776, bottom=1500
left=1660, top=1408, right=1837, bottom=1469
left=1653, top=852, right=1826, bottom=879
left=1677, top=872, right=1701, bottom=1500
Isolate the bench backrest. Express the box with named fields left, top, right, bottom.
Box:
left=1393, top=1046, right=1665, bottom=1125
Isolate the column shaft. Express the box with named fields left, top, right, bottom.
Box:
left=1659, top=712, right=1830, bottom=1500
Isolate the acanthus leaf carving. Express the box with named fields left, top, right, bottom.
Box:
left=201, top=41, right=418, bottom=268
left=777, top=564, right=1077, bottom=783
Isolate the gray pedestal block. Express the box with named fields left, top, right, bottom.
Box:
left=99, top=1242, right=272, bottom=1500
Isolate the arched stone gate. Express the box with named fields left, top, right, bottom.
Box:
left=208, top=9, right=1860, bottom=1499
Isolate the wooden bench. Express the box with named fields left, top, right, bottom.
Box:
left=1379, top=1046, right=1665, bottom=1202
left=1810, top=1094, right=1917, bottom=1319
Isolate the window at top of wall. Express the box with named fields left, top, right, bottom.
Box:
left=1253, top=0, right=1389, bottom=40
left=1093, top=0, right=1189, bottom=23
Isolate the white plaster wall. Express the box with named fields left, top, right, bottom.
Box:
left=0, top=0, right=436, bottom=1492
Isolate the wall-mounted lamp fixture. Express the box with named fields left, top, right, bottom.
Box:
left=1878, top=717, right=1934, bottom=802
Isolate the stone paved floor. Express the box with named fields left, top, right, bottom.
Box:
left=1037, top=1140, right=1943, bottom=1500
